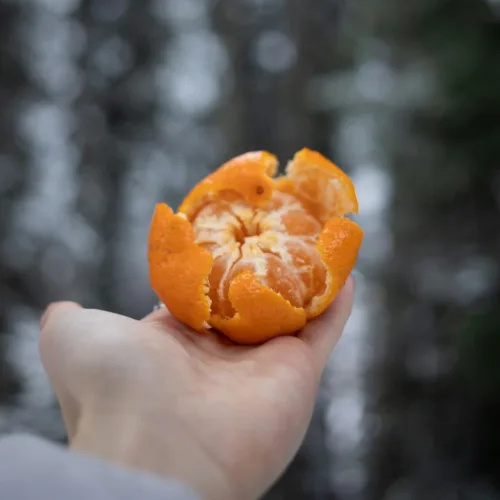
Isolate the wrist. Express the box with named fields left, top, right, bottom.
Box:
left=70, top=408, right=236, bottom=500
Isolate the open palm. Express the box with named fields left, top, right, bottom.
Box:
left=39, top=277, right=354, bottom=500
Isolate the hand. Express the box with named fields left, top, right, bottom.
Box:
left=39, top=277, right=354, bottom=500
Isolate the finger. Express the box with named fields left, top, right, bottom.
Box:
left=40, top=303, right=145, bottom=423
left=39, top=301, right=83, bottom=363
left=40, top=303, right=140, bottom=383
left=55, top=387, right=81, bottom=441
left=298, top=275, right=355, bottom=370
left=38, top=301, right=106, bottom=398
left=141, top=304, right=171, bottom=324
left=40, top=301, right=81, bottom=330
left=39, top=301, right=83, bottom=439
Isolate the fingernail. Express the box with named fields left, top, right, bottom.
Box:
left=351, top=269, right=363, bottom=283
left=40, top=303, right=56, bottom=330
left=40, top=301, right=81, bottom=330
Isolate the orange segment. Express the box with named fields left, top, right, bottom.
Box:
left=148, top=149, right=363, bottom=344
left=178, top=151, right=278, bottom=218
left=277, top=148, right=359, bottom=222
left=308, top=217, right=364, bottom=318
left=210, top=271, right=307, bottom=345
left=148, top=203, right=213, bottom=331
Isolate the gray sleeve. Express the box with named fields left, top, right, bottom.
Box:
left=0, top=434, right=201, bottom=500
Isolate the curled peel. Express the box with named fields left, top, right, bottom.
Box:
left=210, top=271, right=307, bottom=345
left=148, top=203, right=213, bottom=331
left=178, top=151, right=278, bottom=218
left=276, top=148, right=359, bottom=222
left=308, top=217, right=363, bottom=319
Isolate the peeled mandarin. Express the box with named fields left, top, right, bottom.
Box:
left=148, top=148, right=363, bottom=345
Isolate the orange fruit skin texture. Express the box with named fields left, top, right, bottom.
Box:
left=148, top=148, right=363, bottom=345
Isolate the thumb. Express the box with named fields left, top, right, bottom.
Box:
left=298, top=276, right=355, bottom=371
left=39, top=301, right=83, bottom=370
left=39, top=301, right=83, bottom=439
left=40, top=301, right=82, bottom=330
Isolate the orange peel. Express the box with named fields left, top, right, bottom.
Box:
left=148, top=148, right=363, bottom=344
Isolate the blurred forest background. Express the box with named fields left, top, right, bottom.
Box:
left=1, top=0, right=500, bottom=499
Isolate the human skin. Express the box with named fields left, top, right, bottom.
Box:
left=39, top=277, right=354, bottom=500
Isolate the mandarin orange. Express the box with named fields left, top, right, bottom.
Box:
left=148, top=148, right=363, bottom=345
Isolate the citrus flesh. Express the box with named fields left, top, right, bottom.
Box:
left=148, top=148, right=363, bottom=344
